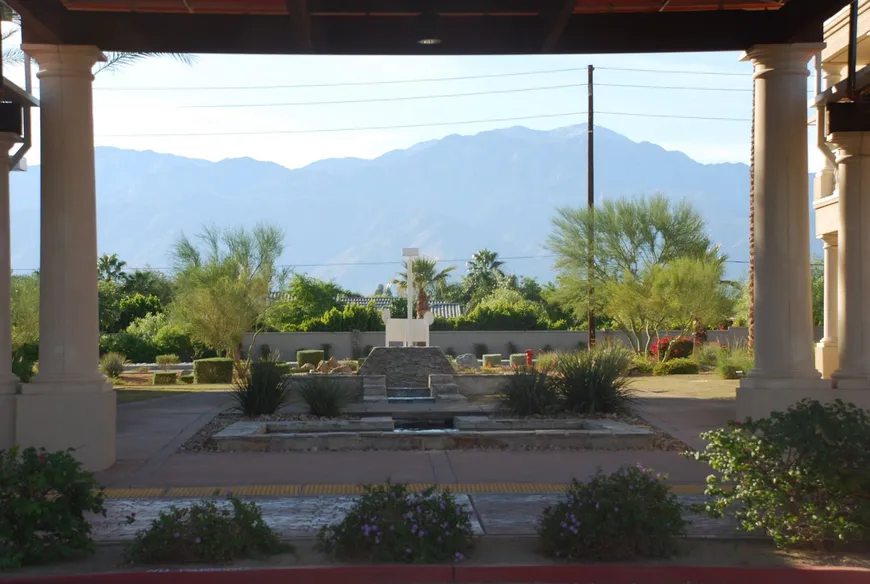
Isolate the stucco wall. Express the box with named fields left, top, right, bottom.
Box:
left=242, top=327, right=814, bottom=361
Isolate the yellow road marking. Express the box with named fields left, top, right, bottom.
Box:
left=104, top=482, right=716, bottom=498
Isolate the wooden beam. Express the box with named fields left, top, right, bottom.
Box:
left=7, top=6, right=826, bottom=56
left=5, top=0, right=70, bottom=45
left=780, top=0, right=852, bottom=42
left=286, top=0, right=313, bottom=51
left=540, top=0, right=577, bottom=53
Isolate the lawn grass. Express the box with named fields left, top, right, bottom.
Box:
left=114, top=383, right=233, bottom=404
left=629, top=373, right=737, bottom=400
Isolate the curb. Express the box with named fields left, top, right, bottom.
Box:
left=101, top=482, right=719, bottom=498
left=6, top=564, right=870, bottom=584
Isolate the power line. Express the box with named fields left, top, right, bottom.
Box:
left=167, top=81, right=755, bottom=110
left=92, top=65, right=753, bottom=92
left=97, top=109, right=750, bottom=138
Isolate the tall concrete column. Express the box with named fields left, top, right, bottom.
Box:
left=815, top=233, right=838, bottom=378
left=829, top=132, right=870, bottom=389
left=0, top=133, right=22, bottom=450
left=737, top=43, right=827, bottom=420
left=15, top=45, right=116, bottom=472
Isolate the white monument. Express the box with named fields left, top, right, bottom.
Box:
left=381, top=247, right=436, bottom=347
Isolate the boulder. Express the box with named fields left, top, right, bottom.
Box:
left=317, top=356, right=341, bottom=373
left=456, top=353, right=478, bottom=368
left=329, top=366, right=354, bottom=374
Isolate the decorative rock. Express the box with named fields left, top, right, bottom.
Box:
left=358, top=347, right=455, bottom=388
left=455, top=353, right=478, bottom=368
left=329, top=366, right=353, bottom=374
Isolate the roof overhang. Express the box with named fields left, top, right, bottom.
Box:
left=5, top=0, right=850, bottom=56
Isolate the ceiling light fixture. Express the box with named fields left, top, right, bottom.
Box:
left=417, top=3, right=441, bottom=45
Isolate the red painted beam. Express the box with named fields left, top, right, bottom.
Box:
left=5, top=564, right=870, bottom=584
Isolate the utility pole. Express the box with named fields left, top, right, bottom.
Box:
left=587, top=64, right=596, bottom=348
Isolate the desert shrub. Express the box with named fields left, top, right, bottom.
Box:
left=123, top=493, right=287, bottom=565
left=0, top=446, right=106, bottom=569
left=99, top=332, right=156, bottom=363
left=99, top=352, right=128, bottom=378
left=499, top=369, right=561, bottom=417
left=715, top=345, right=754, bottom=380
left=152, top=372, right=177, bottom=385
left=509, top=353, right=527, bottom=369
left=471, top=343, right=488, bottom=358
left=693, top=342, right=721, bottom=368
left=232, top=353, right=291, bottom=417
left=552, top=344, right=634, bottom=415
left=193, top=358, right=234, bottom=384
left=180, top=374, right=194, bottom=384
left=534, top=351, right=561, bottom=371
left=316, top=483, right=473, bottom=563
left=155, top=354, right=180, bottom=371
left=538, top=466, right=686, bottom=561
left=297, top=376, right=351, bottom=418
left=482, top=354, right=501, bottom=367
left=297, top=349, right=324, bottom=368
left=650, top=336, right=694, bottom=362
left=628, top=353, right=654, bottom=376
left=652, top=357, right=700, bottom=376
left=689, top=399, right=870, bottom=549
left=152, top=324, right=204, bottom=362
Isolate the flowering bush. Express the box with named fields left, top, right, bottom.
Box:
left=652, top=357, right=700, bottom=376
left=123, top=492, right=288, bottom=564
left=688, top=399, right=870, bottom=549
left=316, top=483, right=474, bottom=563
left=537, top=465, right=686, bottom=561
left=650, top=336, right=694, bottom=362
left=0, top=446, right=106, bottom=569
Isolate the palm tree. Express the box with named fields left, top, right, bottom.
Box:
left=464, top=248, right=506, bottom=304
left=97, top=253, right=127, bottom=283
left=0, top=4, right=196, bottom=73
left=390, top=256, right=455, bottom=317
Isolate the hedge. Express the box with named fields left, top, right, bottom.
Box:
left=152, top=371, right=178, bottom=385
left=180, top=374, right=194, bottom=384
left=194, top=358, right=234, bottom=384
left=297, top=350, right=325, bottom=368
left=652, top=357, right=700, bottom=376
left=509, top=353, right=527, bottom=368
left=482, top=354, right=502, bottom=367
left=251, top=360, right=291, bottom=383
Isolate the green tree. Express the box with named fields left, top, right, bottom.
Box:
left=98, top=253, right=127, bottom=283
left=11, top=272, right=38, bottom=349
left=463, top=249, right=505, bottom=305
left=98, top=279, right=122, bottom=332
left=263, top=274, right=351, bottom=331
left=118, top=292, right=161, bottom=331
left=547, top=194, right=723, bottom=347
left=811, top=255, right=823, bottom=327
left=123, top=269, right=174, bottom=307
left=169, top=224, right=286, bottom=357
left=390, top=257, right=456, bottom=317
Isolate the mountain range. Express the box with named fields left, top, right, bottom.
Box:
left=8, top=124, right=818, bottom=292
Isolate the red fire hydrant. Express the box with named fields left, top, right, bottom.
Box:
left=526, top=349, right=534, bottom=367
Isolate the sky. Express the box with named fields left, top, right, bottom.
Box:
left=0, top=33, right=823, bottom=170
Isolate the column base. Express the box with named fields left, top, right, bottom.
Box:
left=15, top=381, right=115, bottom=471
left=0, top=381, right=17, bottom=450
left=736, top=376, right=831, bottom=420
left=815, top=341, right=839, bottom=379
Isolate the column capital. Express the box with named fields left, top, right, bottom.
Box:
left=820, top=232, right=839, bottom=247
left=22, top=45, right=105, bottom=80
left=740, top=43, right=824, bottom=79
left=828, top=131, right=870, bottom=162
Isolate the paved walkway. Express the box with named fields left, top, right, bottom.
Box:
left=97, top=389, right=735, bottom=490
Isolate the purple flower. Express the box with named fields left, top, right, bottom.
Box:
left=615, top=506, right=620, bottom=512
left=173, top=532, right=180, bottom=538
left=440, top=502, right=446, bottom=510
left=455, top=552, right=465, bottom=562
left=628, top=485, right=632, bottom=490
left=456, top=507, right=462, bottom=515
left=569, top=526, right=578, bottom=534
left=560, top=521, right=567, bottom=528
left=195, top=537, right=201, bottom=544
left=442, top=522, right=449, bottom=528
left=595, top=503, right=599, bottom=510
left=416, top=506, right=422, bottom=513
left=411, top=523, right=418, bottom=533
left=225, top=489, right=232, bottom=496
left=418, top=530, right=426, bottom=537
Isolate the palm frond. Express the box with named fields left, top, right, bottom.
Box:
left=94, top=51, right=198, bottom=75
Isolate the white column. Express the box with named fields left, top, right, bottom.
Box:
left=15, top=45, right=116, bottom=472
left=815, top=234, right=839, bottom=378
left=0, top=133, right=21, bottom=450
left=829, top=132, right=870, bottom=388
left=737, top=44, right=827, bottom=419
